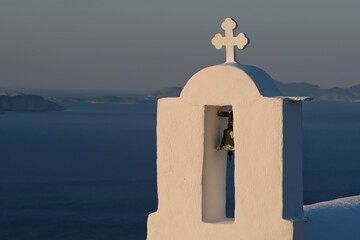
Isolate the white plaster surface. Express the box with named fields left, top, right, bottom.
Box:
left=147, top=63, right=311, bottom=240
left=304, top=195, right=360, bottom=240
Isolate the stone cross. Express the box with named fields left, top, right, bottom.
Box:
left=211, top=18, right=249, bottom=63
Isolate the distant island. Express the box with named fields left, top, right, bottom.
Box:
left=1, top=81, right=360, bottom=114
left=144, top=82, right=360, bottom=102
left=274, top=81, right=360, bottom=102
left=47, top=82, right=360, bottom=103
left=46, top=96, right=151, bottom=105
left=46, top=87, right=184, bottom=104
left=0, top=92, right=64, bottom=114
left=48, top=82, right=359, bottom=103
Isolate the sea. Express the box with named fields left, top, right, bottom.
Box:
left=1, top=100, right=360, bottom=240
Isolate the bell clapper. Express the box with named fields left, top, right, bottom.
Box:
left=228, top=151, right=233, bottom=162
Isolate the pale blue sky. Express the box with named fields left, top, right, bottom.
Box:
left=0, top=0, right=359, bottom=91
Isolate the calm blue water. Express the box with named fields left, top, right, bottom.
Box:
left=0, top=101, right=360, bottom=239
left=303, top=102, right=360, bottom=203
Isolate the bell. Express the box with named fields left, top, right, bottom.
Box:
left=219, top=122, right=234, bottom=151
left=219, top=122, right=234, bottom=162
left=217, top=111, right=234, bottom=162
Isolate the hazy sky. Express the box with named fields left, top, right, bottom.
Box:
left=0, top=0, right=359, bottom=91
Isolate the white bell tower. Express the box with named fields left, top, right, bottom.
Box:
left=147, top=18, right=312, bottom=240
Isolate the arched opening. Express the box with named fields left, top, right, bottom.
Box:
left=202, top=105, right=235, bottom=223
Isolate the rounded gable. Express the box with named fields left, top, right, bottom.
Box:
left=180, top=63, right=281, bottom=105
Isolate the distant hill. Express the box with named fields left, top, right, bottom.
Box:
left=149, top=82, right=360, bottom=102
left=274, top=81, right=322, bottom=97
left=0, top=94, right=64, bottom=112
left=48, top=87, right=182, bottom=104
left=87, top=96, right=150, bottom=104
left=8, top=80, right=359, bottom=109
left=48, top=96, right=150, bottom=104
left=274, top=81, right=360, bottom=101
left=148, top=87, right=183, bottom=99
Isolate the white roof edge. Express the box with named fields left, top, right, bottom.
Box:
left=274, top=96, right=313, bottom=101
